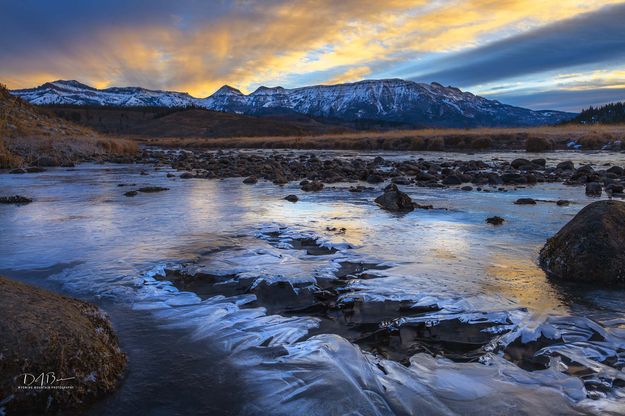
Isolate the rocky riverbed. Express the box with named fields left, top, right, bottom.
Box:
left=140, top=148, right=625, bottom=199
left=1, top=150, right=625, bottom=415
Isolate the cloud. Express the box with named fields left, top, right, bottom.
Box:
left=325, top=66, right=372, bottom=85
left=410, top=3, right=625, bottom=87
left=0, top=0, right=623, bottom=110
left=488, top=88, right=625, bottom=112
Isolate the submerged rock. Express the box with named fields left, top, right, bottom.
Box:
left=539, top=200, right=625, bottom=285
left=486, top=216, right=505, bottom=225
left=124, top=190, right=138, bottom=197
left=374, top=184, right=414, bottom=212
left=514, top=198, right=536, bottom=205
left=0, top=277, right=126, bottom=414
left=284, top=194, right=299, bottom=203
left=137, top=186, right=169, bottom=193
left=0, top=195, right=32, bottom=204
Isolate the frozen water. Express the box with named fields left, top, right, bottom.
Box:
left=1, top=152, right=624, bottom=414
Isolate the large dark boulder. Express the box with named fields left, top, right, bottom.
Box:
left=374, top=184, right=414, bottom=212
left=0, top=277, right=126, bottom=413
left=539, top=200, right=625, bottom=285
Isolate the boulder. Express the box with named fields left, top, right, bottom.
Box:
left=511, top=158, right=531, bottom=169
left=539, top=200, right=625, bottom=285
left=514, top=198, right=537, bottom=205
left=374, top=184, right=414, bottom=212
left=242, top=176, right=258, bottom=184
left=585, top=182, right=602, bottom=197
left=556, top=161, right=574, bottom=171
left=442, top=175, right=462, bottom=185
left=0, top=277, right=126, bottom=413
left=284, top=194, right=299, bottom=203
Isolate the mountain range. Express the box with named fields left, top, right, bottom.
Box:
left=11, top=79, right=575, bottom=128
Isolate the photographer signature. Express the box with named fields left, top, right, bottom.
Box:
left=19, top=372, right=76, bottom=389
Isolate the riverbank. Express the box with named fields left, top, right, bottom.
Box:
left=0, top=85, right=138, bottom=169
left=137, top=124, right=625, bottom=152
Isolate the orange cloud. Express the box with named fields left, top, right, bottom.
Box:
left=2, top=0, right=624, bottom=97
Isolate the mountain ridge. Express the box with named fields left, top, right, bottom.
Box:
left=11, top=78, right=575, bottom=128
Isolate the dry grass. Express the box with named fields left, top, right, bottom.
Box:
left=0, top=83, right=138, bottom=168
left=140, top=124, right=625, bottom=152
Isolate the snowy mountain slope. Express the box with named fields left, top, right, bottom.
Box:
left=11, top=79, right=575, bottom=127
left=12, top=80, right=197, bottom=108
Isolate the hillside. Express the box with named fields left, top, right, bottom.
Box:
left=42, top=105, right=350, bottom=137
left=568, top=101, right=625, bottom=125
left=12, top=79, right=575, bottom=128
left=0, top=84, right=136, bottom=168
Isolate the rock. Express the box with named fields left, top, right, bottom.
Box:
left=374, top=184, right=414, bottom=212
left=461, top=186, right=473, bottom=191
left=284, top=194, right=299, bottom=203
left=301, top=180, right=324, bottom=192
left=137, top=186, right=169, bottom=193
left=9, top=168, right=26, bottom=174
left=556, top=200, right=571, bottom=206
left=585, top=182, right=602, bottom=197
left=539, top=200, right=625, bottom=285
left=607, top=166, right=624, bottom=176
left=26, top=167, right=46, bottom=173
left=501, top=173, right=525, bottom=184
left=366, top=174, right=384, bottom=184
left=180, top=172, right=193, bottom=179
left=511, top=158, right=531, bottom=169
left=531, top=158, right=547, bottom=167
left=391, top=176, right=411, bottom=185
left=0, top=195, right=32, bottom=204
left=124, top=190, right=138, bottom=197
left=242, top=176, right=258, bottom=184
left=556, top=161, right=574, bottom=171
left=606, top=183, right=624, bottom=194
left=442, top=175, right=462, bottom=185
left=486, top=216, right=505, bottom=225
left=166, top=173, right=175, bottom=178
left=514, top=198, right=536, bottom=205
left=0, top=277, right=126, bottom=414
left=140, top=170, right=149, bottom=176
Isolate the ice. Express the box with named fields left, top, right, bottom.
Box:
left=2, top=159, right=625, bottom=414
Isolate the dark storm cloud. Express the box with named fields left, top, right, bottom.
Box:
left=487, top=88, right=625, bottom=113
left=411, top=3, right=625, bottom=87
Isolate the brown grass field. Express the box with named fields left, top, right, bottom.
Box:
left=0, top=84, right=138, bottom=168
left=138, top=124, right=625, bottom=152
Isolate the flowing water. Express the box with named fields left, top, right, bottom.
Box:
left=1, top=150, right=625, bottom=415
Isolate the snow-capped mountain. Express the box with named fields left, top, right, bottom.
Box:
left=12, top=80, right=197, bottom=108
left=11, top=79, right=574, bottom=127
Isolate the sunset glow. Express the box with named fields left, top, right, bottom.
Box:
left=1, top=1, right=625, bottom=110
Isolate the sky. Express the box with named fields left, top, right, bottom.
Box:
left=1, top=0, right=625, bottom=112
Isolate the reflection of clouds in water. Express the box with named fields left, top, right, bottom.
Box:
left=484, top=253, right=569, bottom=314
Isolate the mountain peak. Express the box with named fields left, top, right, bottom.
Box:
left=251, top=86, right=286, bottom=95
left=214, top=85, right=243, bottom=96
left=45, top=80, right=96, bottom=90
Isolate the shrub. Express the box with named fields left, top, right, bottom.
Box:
left=525, top=136, right=554, bottom=152
left=471, top=136, right=492, bottom=149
